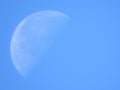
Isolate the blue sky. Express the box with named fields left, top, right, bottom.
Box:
left=0, top=0, right=120, bottom=90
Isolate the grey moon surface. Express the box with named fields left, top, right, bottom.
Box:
left=10, top=10, right=69, bottom=77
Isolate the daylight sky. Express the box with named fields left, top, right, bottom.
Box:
left=1, top=0, right=120, bottom=90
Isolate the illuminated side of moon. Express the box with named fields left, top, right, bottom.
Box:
left=10, top=10, right=69, bottom=77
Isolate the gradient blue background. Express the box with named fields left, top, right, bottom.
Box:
left=0, top=0, right=120, bottom=90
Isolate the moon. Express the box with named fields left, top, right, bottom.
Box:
left=10, top=10, right=69, bottom=77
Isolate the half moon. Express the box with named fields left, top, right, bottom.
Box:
left=10, top=10, right=69, bottom=77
